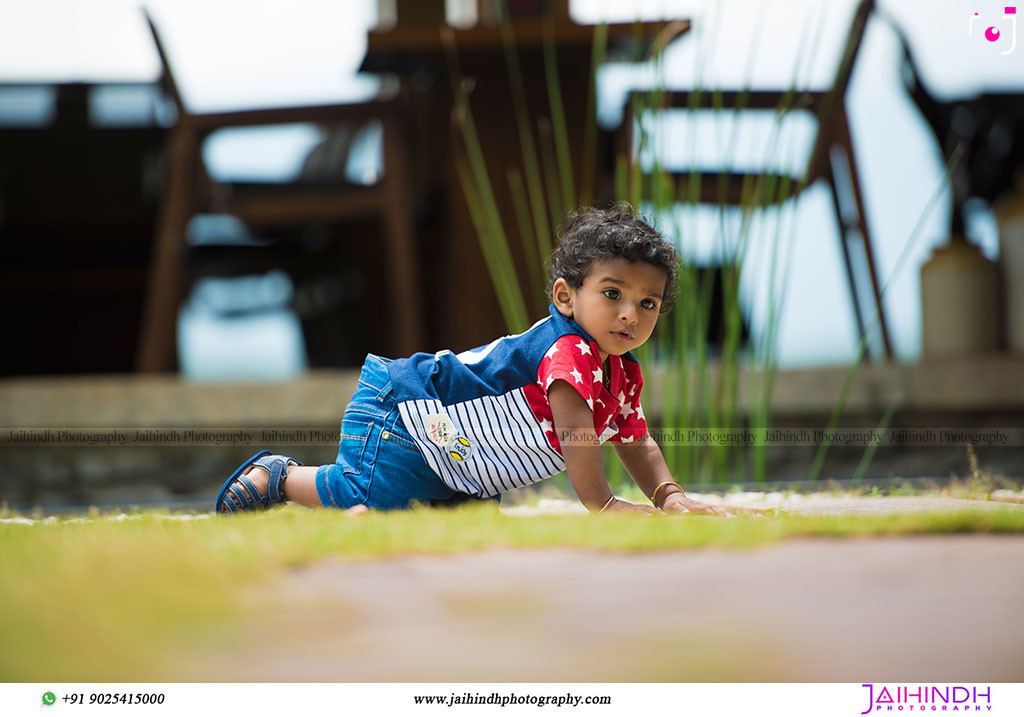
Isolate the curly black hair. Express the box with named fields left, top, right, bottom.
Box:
left=547, top=204, right=678, bottom=313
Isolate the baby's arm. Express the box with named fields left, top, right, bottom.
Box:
left=548, top=380, right=657, bottom=515
left=614, top=436, right=726, bottom=516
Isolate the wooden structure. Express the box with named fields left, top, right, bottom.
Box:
left=622, top=0, right=893, bottom=359
left=0, top=82, right=164, bottom=376
left=361, top=2, right=676, bottom=350
left=136, top=11, right=422, bottom=372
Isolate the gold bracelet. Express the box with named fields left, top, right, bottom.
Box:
left=651, top=481, right=683, bottom=509
left=598, top=495, right=616, bottom=513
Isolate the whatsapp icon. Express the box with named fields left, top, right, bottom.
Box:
left=42, top=692, right=56, bottom=706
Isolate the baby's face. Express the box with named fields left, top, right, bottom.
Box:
left=556, top=258, right=667, bottom=361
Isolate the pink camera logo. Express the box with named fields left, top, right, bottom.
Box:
left=970, top=6, right=1017, bottom=54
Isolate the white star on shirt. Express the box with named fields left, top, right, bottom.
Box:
left=540, top=418, right=554, bottom=434
left=636, top=403, right=645, bottom=421
left=575, top=339, right=591, bottom=356
left=570, top=368, right=584, bottom=384
left=620, top=435, right=635, bottom=443
left=618, top=390, right=626, bottom=404
left=592, top=368, right=603, bottom=384
left=620, top=402, right=635, bottom=419
left=595, top=397, right=604, bottom=407
left=545, top=344, right=560, bottom=359
left=586, top=397, right=594, bottom=410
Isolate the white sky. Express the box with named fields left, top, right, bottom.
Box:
left=1, top=0, right=1021, bottom=371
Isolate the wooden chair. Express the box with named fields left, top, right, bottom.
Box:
left=622, top=0, right=893, bottom=359
left=137, top=10, right=423, bottom=371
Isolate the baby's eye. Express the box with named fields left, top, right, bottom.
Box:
left=641, top=298, right=657, bottom=310
left=603, top=289, right=620, bottom=300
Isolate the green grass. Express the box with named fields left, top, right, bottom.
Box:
left=2, top=504, right=1024, bottom=681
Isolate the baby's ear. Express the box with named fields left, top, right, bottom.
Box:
left=551, top=278, right=574, bottom=317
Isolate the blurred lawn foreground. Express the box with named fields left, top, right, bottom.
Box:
left=2, top=500, right=1024, bottom=682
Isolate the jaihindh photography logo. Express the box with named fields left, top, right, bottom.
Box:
left=860, top=685, right=993, bottom=713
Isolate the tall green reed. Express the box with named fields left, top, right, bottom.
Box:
left=443, top=0, right=902, bottom=490
left=621, top=1, right=832, bottom=485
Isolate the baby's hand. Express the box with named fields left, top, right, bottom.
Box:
left=603, top=498, right=659, bottom=516
left=661, top=494, right=771, bottom=517
left=660, top=493, right=728, bottom=517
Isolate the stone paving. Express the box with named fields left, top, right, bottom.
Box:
left=164, top=494, right=1024, bottom=681
left=4, top=489, right=1022, bottom=523
left=500, top=490, right=1024, bottom=517
left=178, top=535, right=1024, bottom=682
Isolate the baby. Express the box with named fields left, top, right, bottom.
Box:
left=216, top=206, right=725, bottom=516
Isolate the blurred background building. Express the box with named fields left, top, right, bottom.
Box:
left=3, top=0, right=1022, bottom=377
left=1, top=0, right=1022, bottom=507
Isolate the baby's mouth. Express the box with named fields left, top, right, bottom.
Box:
left=612, top=330, right=632, bottom=341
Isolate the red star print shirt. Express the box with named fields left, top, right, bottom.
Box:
left=522, top=334, right=648, bottom=454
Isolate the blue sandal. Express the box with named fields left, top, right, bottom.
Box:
left=215, top=450, right=301, bottom=513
